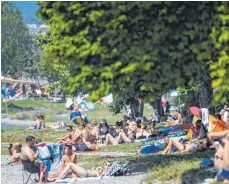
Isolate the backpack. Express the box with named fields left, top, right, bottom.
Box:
left=38, top=146, right=51, bottom=160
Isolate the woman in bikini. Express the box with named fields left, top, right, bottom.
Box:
left=48, top=144, right=77, bottom=179
left=50, top=162, right=107, bottom=181
left=56, top=125, right=74, bottom=145
left=161, top=137, right=198, bottom=154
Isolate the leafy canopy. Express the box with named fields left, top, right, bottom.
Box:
left=38, top=2, right=228, bottom=104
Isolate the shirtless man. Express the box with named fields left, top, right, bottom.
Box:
left=21, top=136, right=42, bottom=183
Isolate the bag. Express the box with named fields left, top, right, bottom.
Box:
left=38, top=146, right=50, bottom=160
left=105, top=163, right=128, bottom=176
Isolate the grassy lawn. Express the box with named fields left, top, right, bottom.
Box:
left=145, top=151, right=216, bottom=184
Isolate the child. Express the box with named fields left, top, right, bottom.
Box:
left=36, top=140, right=52, bottom=184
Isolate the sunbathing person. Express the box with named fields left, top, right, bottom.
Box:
left=56, top=125, right=74, bottom=145
left=8, top=143, right=22, bottom=164
left=175, top=110, right=183, bottom=124
left=28, top=115, right=41, bottom=130
left=70, top=125, right=100, bottom=151
left=161, top=137, right=198, bottom=154
left=105, top=123, right=136, bottom=145
left=83, top=122, right=98, bottom=144
left=49, top=144, right=77, bottom=179
left=49, top=162, right=106, bottom=181
left=136, top=124, right=152, bottom=139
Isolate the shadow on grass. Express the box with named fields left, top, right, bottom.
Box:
left=126, top=150, right=215, bottom=181
left=181, top=168, right=216, bottom=184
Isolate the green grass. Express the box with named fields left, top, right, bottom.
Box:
left=102, top=142, right=142, bottom=152
left=145, top=151, right=215, bottom=183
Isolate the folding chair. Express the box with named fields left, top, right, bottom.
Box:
left=22, top=160, right=40, bottom=184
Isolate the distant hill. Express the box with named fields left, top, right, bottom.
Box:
left=14, top=1, right=42, bottom=24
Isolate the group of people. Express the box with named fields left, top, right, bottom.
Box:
left=8, top=135, right=109, bottom=184
left=29, top=115, right=46, bottom=130
left=6, top=100, right=229, bottom=183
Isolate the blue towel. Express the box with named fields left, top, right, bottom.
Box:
left=140, top=144, right=162, bottom=154
left=167, top=131, right=187, bottom=137
left=46, top=144, right=64, bottom=163
left=158, top=127, right=175, bottom=135
left=200, top=158, right=214, bottom=168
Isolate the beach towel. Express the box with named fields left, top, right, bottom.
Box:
left=45, top=144, right=64, bottom=163
left=70, top=111, right=83, bottom=125
left=200, top=108, right=211, bottom=132
left=38, top=146, right=51, bottom=160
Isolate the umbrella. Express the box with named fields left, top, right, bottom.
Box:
left=189, top=106, right=200, bottom=116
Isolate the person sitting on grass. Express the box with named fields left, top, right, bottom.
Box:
left=105, top=121, right=136, bottom=145
left=49, top=162, right=107, bottom=181
left=28, top=115, right=41, bottom=130
left=136, top=123, right=151, bottom=139
left=83, top=122, right=98, bottom=144
left=8, top=143, right=22, bottom=165
left=56, top=125, right=74, bottom=145
left=39, top=116, right=46, bottom=129
left=175, top=110, right=183, bottom=124
left=70, top=124, right=100, bottom=152
left=161, top=137, right=198, bottom=154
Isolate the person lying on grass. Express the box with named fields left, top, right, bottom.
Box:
left=48, top=162, right=108, bottom=181
left=56, top=125, right=74, bottom=145
left=161, top=137, right=199, bottom=154
left=8, top=143, right=22, bottom=164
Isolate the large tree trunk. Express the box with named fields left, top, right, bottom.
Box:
left=200, top=80, right=213, bottom=109
left=139, top=99, right=144, bottom=117
left=153, top=98, right=164, bottom=122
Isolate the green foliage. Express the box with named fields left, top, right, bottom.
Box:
left=210, top=2, right=229, bottom=103
left=37, top=2, right=227, bottom=105
left=1, top=2, right=32, bottom=76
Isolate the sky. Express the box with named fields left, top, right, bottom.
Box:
left=14, top=1, right=42, bottom=24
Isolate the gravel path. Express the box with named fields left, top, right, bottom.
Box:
left=1, top=155, right=146, bottom=184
